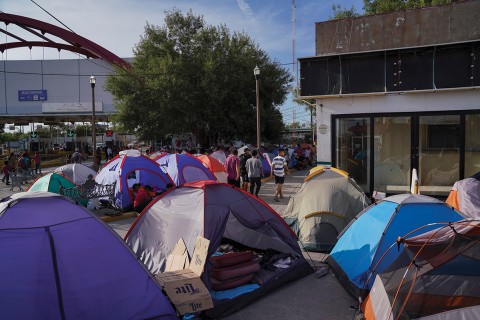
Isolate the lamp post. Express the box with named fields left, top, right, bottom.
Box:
left=254, top=66, right=260, bottom=150
left=90, top=75, right=96, bottom=170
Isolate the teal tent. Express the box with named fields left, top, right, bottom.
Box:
left=27, top=173, right=85, bottom=205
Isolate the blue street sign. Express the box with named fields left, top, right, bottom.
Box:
left=18, top=90, right=48, bottom=101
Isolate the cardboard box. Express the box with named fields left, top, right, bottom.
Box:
left=156, top=236, right=214, bottom=315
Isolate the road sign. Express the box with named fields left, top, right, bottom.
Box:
left=30, top=131, right=38, bottom=142
left=105, top=130, right=113, bottom=137
left=67, top=130, right=75, bottom=138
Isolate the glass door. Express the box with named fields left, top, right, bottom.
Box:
left=336, top=117, right=370, bottom=192
left=373, top=116, right=411, bottom=194
left=416, top=114, right=460, bottom=196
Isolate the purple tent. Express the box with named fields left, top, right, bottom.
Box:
left=126, top=181, right=312, bottom=318
left=96, top=154, right=174, bottom=211
left=0, top=192, right=177, bottom=319
left=155, top=153, right=217, bottom=186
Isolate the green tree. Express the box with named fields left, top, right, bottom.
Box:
left=363, top=0, right=453, bottom=14
left=329, top=3, right=360, bottom=20
left=106, top=10, right=290, bottom=146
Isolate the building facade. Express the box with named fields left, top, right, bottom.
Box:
left=299, top=0, right=480, bottom=197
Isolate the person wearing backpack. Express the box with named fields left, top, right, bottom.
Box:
left=239, top=148, right=251, bottom=191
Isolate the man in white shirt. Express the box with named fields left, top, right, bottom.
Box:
left=272, top=148, right=289, bottom=201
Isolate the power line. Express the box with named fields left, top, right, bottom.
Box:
left=30, top=0, right=76, bottom=34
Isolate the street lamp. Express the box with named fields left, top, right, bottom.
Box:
left=254, top=66, right=260, bottom=150
left=90, top=75, right=96, bottom=170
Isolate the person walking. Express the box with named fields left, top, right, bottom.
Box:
left=2, top=160, right=11, bottom=185
left=246, top=149, right=264, bottom=197
left=272, top=148, right=289, bottom=201
left=239, top=148, right=251, bottom=191
left=8, top=152, right=17, bottom=172
left=33, top=152, right=42, bottom=174
left=224, top=148, right=240, bottom=187
left=106, top=146, right=113, bottom=161
left=71, top=148, right=82, bottom=164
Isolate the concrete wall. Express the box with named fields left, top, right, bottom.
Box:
left=0, top=58, right=117, bottom=117
left=315, top=0, right=480, bottom=56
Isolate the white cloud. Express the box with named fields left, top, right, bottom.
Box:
left=235, top=0, right=253, bottom=18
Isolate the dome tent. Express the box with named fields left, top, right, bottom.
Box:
left=0, top=192, right=177, bottom=319
left=27, top=172, right=77, bottom=193
left=126, top=181, right=312, bottom=319
left=95, top=153, right=173, bottom=211
left=155, top=153, right=217, bottom=186
left=327, top=194, right=465, bottom=299
left=282, top=167, right=370, bottom=252
left=54, top=163, right=97, bottom=185
left=27, top=172, right=87, bottom=206
left=363, top=220, right=480, bottom=320
left=196, top=154, right=228, bottom=183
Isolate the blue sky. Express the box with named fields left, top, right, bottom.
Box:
left=1, top=0, right=364, bottom=124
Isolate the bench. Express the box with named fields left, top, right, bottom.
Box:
left=60, top=181, right=117, bottom=210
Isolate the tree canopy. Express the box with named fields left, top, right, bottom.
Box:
left=329, top=0, right=454, bottom=19
left=106, top=10, right=290, bottom=146
left=363, top=0, right=454, bottom=15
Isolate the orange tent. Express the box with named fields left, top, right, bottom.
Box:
left=196, top=154, right=227, bottom=183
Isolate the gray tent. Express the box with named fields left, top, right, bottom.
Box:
left=282, top=167, right=370, bottom=252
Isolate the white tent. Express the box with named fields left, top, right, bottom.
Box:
left=54, top=163, right=97, bottom=185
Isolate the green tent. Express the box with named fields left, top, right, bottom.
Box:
left=27, top=173, right=86, bottom=205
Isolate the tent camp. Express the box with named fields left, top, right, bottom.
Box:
left=95, top=154, right=173, bottom=211
left=125, top=181, right=312, bottom=318
left=53, top=163, right=97, bottom=185
left=0, top=192, right=177, bottom=319
left=196, top=154, right=227, bottom=183
left=363, top=220, right=480, bottom=320
left=282, top=167, right=370, bottom=252
left=327, top=194, right=465, bottom=298
left=155, top=153, right=217, bottom=185
left=210, top=150, right=227, bottom=165
left=446, top=172, right=480, bottom=218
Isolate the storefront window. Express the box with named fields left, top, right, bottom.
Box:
left=419, top=115, right=460, bottom=195
left=336, top=117, right=370, bottom=192
left=465, top=114, right=480, bottom=177
left=374, top=117, right=411, bottom=194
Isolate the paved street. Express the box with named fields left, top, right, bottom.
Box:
left=0, top=164, right=356, bottom=320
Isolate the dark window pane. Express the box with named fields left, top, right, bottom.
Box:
left=386, top=48, right=434, bottom=91
left=435, top=44, right=474, bottom=88
left=341, top=54, right=384, bottom=94
left=300, top=57, right=340, bottom=96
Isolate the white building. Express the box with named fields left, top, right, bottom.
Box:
left=299, top=1, right=480, bottom=197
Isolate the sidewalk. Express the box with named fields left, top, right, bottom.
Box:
left=107, top=168, right=357, bottom=320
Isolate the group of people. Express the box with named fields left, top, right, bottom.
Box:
left=224, top=147, right=289, bottom=200
left=1, top=151, right=42, bottom=186
left=128, top=182, right=174, bottom=213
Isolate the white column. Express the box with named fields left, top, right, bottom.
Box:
left=316, top=102, right=333, bottom=167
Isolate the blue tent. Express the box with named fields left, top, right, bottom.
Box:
left=327, top=194, right=465, bottom=298
left=155, top=153, right=217, bottom=185
left=0, top=192, right=177, bottom=319
left=95, top=154, right=174, bottom=211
